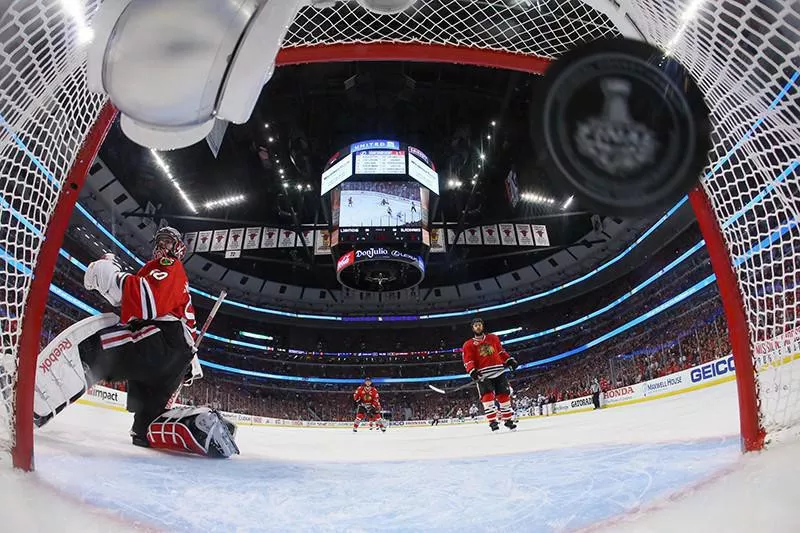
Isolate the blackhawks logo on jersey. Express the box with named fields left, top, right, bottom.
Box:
left=159, top=257, right=175, bottom=266
left=478, top=344, right=495, bottom=357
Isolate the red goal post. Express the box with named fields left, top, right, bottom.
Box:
left=2, top=0, right=797, bottom=470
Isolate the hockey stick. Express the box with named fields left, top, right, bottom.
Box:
left=193, top=289, right=227, bottom=350
left=428, top=377, right=482, bottom=395
left=167, top=289, right=227, bottom=406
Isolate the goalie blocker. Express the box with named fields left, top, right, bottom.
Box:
left=34, top=313, right=239, bottom=458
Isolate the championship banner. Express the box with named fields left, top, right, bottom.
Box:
left=430, top=227, right=446, bottom=253
left=499, top=223, right=517, bottom=246
left=261, top=228, right=279, bottom=248
left=278, top=229, right=297, bottom=248
left=481, top=225, right=500, bottom=246
left=195, top=230, right=213, bottom=252
left=183, top=232, right=198, bottom=253
left=447, top=229, right=465, bottom=246
left=210, top=230, right=228, bottom=252
left=464, top=227, right=482, bottom=245
left=314, top=230, right=331, bottom=255
left=299, top=229, right=315, bottom=249
left=243, top=227, right=261, bottom=250
left=516, top=224, right=534, bottom=246
left=227, top=228, right=244, bottom=251
left=532, top=224, right=550, bottom=247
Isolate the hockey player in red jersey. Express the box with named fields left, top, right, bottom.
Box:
left=353, top=377, right=386, bottom=432
left=34, top=227, right=238, bottom=457
left=462, top=317, right=519, bottom=431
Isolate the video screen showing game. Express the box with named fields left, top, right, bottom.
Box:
left=339, top=181, right=422, bottom=228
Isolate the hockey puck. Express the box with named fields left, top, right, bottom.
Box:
left=531, top=37, right=711, bottom=216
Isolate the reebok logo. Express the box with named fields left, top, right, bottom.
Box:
left=39, top=339, right=72, bottom=374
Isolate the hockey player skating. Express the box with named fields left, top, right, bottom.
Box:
left=456, top=408, right=465, bottom=423
left=462, top=317, right=519, bottom=431
left=34, top=227, right=238, bottom=458
left=353, top=377, right=386, bottom=432
left=469, top=403, right=479, bottom=422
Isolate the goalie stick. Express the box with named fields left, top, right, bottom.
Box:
left=167, top=289, right=227, bottom=406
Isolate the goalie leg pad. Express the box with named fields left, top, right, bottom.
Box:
left=147, top=406, right=239, bottom=458
left=34, top=313, right=120, bottom=427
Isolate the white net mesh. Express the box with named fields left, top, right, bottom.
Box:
left=0, top=0, right=107, bottom=455
left=285, top=0, right=620, bottom=57
left=0, top=0, right=797, bottom=462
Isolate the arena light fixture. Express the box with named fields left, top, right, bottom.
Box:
left=562, top=195, right=574, bottom=210
left=61, top=0, right=93, bottom=45
left=491, top=120, right=497, bottom=127
left=521, top=192, right=556, bottom=205
left=149, top=150, right=198, bottom=213
left=268, top=136, right=275, bottom=143
left=203, top=194, right=245, bottom=210
left=663, top=0, right=706, bottom=55
left=240, top=331, right=274, bottom=341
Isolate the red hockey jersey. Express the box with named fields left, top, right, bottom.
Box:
left=462, top=333, right=509, bottom=379
left=119, top=257, right=196, bottom=346
left=353, top=385, right=381, bottom=409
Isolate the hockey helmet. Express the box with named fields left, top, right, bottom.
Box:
left=153, top=226, right=187, bottom=261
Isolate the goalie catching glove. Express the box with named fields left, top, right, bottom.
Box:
left=84, top=254, right=127, bottom=307
left=144, top=406, right=239, bottom=458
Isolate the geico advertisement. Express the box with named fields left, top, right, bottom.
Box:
left=690, top=355, right=735, bottom=383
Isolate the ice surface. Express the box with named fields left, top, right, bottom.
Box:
left=2, top=381, right=799, bottom=532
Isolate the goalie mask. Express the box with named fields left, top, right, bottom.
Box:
left=153, top=227, right=186, bottom=261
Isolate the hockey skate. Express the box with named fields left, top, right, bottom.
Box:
left=504, top=419, right=518, bottom=431
left=489, top=420, right=500, bottom=432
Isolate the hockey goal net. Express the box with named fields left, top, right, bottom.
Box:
left=0, top=0, right=797, bottom=469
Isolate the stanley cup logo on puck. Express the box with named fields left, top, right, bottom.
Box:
left=574, top=78, right=659, bottom=177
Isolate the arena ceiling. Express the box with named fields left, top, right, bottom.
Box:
left=98, top=59, right=645, bottom=289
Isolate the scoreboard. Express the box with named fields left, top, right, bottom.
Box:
left=321, top=139, right=438, bottom=292
left=354, top=150, right=406, bottom=175
left=321, top=139, right=439, bottom=196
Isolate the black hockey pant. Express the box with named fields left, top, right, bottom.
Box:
left=78, top=321, right=194, bottom=436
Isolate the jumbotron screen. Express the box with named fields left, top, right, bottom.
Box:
left=339, top=181, right=422, bottom=228
left=324, top=139, right=436, bottom=246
